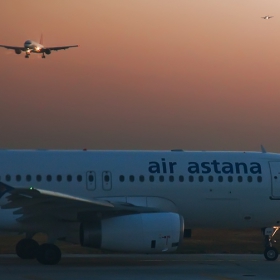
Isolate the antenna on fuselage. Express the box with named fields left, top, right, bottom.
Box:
left=261, top=145, right=267, bottom=153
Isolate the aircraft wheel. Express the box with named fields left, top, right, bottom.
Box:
left=16, top=238, right=39, bottom=259
left=264, top=247, right=278, bottom=261
left=36, top=243, right=61, bottom=265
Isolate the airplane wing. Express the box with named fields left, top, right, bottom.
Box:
left=44, top=45, right=79, bottom=51
left=0, top=45, right=25, bottom=50
left=0, top=183, right=158, bottom=223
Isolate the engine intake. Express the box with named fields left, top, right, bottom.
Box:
left=45, top=49, right=51, bottom=55
left=80, top=212, right=184, bottom=253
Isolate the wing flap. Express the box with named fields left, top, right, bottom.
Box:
left=0, top=183, right=160, bottom=223
left=2, top=187, right=113, bottom=209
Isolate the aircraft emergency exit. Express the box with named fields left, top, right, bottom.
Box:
left=0, top=147, right=280, bottom=265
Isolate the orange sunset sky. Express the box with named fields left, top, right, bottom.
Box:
left=1, top=0, right=280, bottom=152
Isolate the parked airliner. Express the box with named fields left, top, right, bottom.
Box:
left=0, top=35, right=78, bottom=58
left=0, top=148, right=279, bottom=265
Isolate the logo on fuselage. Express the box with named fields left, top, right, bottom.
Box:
left=148, top=159, right=262, bottom=174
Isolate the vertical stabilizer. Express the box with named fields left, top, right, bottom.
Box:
left=40, top=33, right=43, bottom=45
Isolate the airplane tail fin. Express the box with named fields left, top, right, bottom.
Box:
left=40, top=33, right=43, bottom=45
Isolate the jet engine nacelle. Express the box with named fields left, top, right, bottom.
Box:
left=45, top=49, right=51, bottom=55
left=14, top=49, right=21, bottom=55
left=80, top=212, right=184, bottom=253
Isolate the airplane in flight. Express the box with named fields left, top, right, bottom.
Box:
left=0, top=147, right=279, bottom=265
left=261, top=15, right=274, bottom=20
left=0, top=35, right=78, bottom=58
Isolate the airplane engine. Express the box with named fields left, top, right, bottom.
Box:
left=80, top=212, right=184, bottom=253
left=14, top=49, right=21, bottom=54
left=45, top=49, right=51, bottom=55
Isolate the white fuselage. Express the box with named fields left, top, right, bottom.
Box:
left=24, top=40, right=44, bottom=53
left=0, top=150, right=280, bottom=232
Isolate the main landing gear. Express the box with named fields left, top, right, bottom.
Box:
left=25, top=54, right=29, bottom=58
left=262, top=227, right=279, bottom=261
left=36, top=243, right=61, bottom=265
left=16, top=238, right=61, bottom=265
left=42, top=53, right=46, bottom=59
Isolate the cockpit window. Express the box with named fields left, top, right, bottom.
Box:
left=25, top=40, right=32, bottom=44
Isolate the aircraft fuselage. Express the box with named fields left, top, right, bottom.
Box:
left=0, top=150, right=279, bottom=231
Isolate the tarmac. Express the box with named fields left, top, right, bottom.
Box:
left=0, top=254, right=279, bottom=280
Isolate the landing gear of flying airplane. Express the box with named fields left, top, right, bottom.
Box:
left=42, top=54, right=46, bottom=58
left=36, top=243, right=61, bottom=265
left=262, top=227, right=279, bottom=261
left=25, top=55, right=29, bottom=58
left=16, top=238, right=39, bottom=259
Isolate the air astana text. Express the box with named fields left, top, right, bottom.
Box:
left=148, top=159, right=262, bottom=174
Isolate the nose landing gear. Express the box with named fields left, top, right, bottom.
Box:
left=263, top=227, right=279, bottom=261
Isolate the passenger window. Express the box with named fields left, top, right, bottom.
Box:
left=67, top=175, right=72, bottom=182
left=26, top=175, right=31, bottom=182
left=247, top=176, right=252, bottom=183
left=16, top=175, right=21, bottom=182
left=179, top=175, right=184, bottom=182
left=208, top=175, right=213, bottom=182
left=129, top=175, right=134, bottom=182
left=77, top=175, right=82, bottom=182
left=139, top=175, right=144, bottom=182
left=119, top=175, right=125, bottom=182
left=47, top=175, right=52, bottom=182
left=257, top=176, right=262, bottom=183
left=36, top=175, right=42, bottom=182
left=189, top=175, right=194, bottom=182
left=149, top=175, right=154, bottom=182
left=159, top=175, right=164, bottom=182
left=238, top=176, right=243, bottom=183
left=6, top=174, right=11, bottom=182
left=218, top=176, right=223, bottom=182
left=198, top=175, right=203, bottom=182
left=169, top=175, right=174, bottom=182
left=88, top=175, right=94, bottom=182
left=228, top=176, right=233, bottom=182
left=57, top=175, right=62, bottom=182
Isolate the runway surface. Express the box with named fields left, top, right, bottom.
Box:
left=0, top=254, right=279, bottom=280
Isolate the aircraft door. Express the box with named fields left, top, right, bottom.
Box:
left=102, top=171, right=112, bottom=191
left=269, top=162, right=280, bottom=198
left=86, top=171, right=96, bottom=191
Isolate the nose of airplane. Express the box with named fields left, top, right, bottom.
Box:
left=24, top=40, right=32, bottom=48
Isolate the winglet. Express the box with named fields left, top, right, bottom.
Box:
left=261, top=145, right=267, bottom=153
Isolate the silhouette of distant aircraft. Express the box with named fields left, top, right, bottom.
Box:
left=261, top=15, right=274, bottom=20
left=0, top=34, right=78, bottom=58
